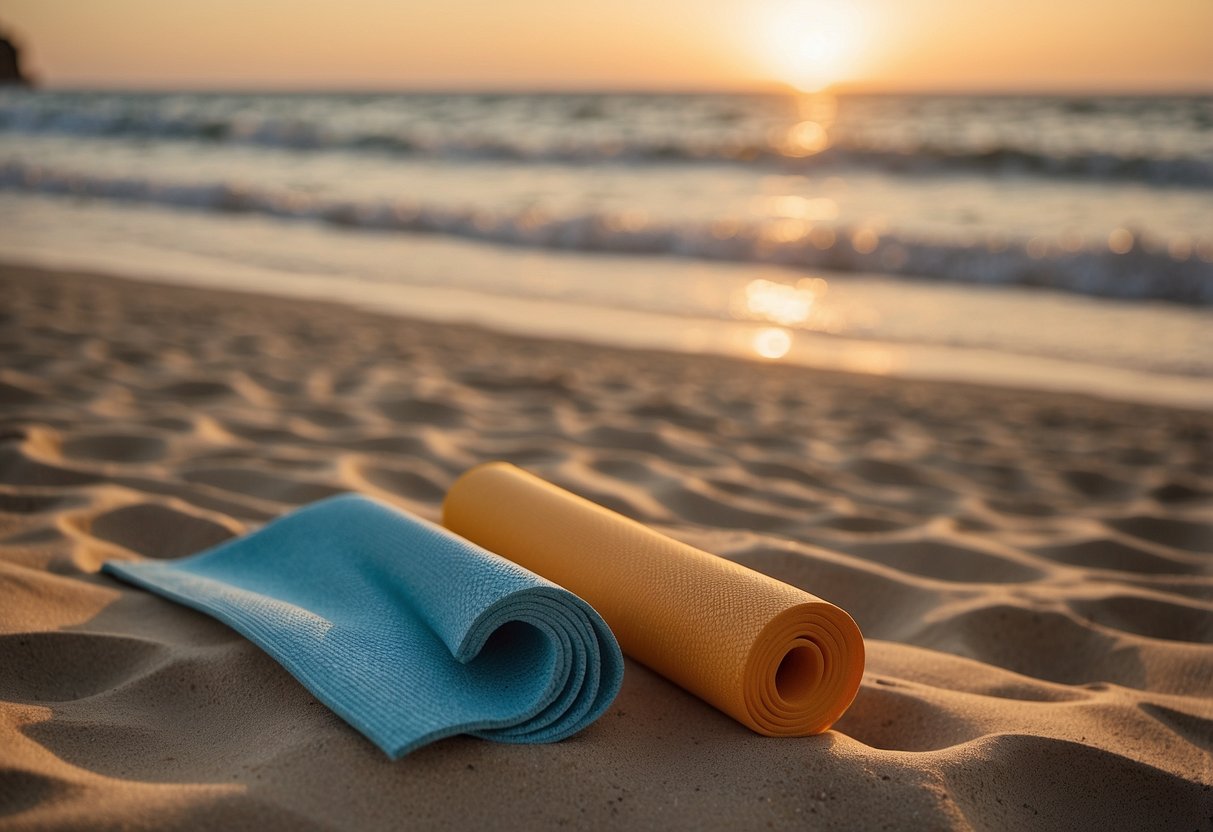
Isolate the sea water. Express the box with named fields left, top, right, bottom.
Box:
left=1, top=91, right=1210, bottom=405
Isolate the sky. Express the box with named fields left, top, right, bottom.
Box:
left=3, top=0, right=1211, bottom=93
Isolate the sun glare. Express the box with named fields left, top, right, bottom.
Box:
left=752, top=326, right=793, bottom=360
left=760, top=0, right=864, bottom=92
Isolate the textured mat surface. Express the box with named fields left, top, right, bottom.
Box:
left=103, top=494, right=623, bottom=757
left=445, top=462, right=865, bottom=736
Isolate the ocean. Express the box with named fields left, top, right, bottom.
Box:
left=2, top=90, right=1211, bottom=405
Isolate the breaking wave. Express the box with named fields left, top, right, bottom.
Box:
left=3, top=161, right=1210, bottom=304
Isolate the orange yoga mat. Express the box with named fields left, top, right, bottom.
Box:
left=443, top=462, right=865, bottom=737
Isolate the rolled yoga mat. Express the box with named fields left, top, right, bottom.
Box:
left=102, top=494, right=623, bottom=758
left=444, top=462, right=865, bottom=736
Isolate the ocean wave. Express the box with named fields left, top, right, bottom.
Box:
left=1, top=102, right=1210, bottom=187
left=3, top=161, right=1210, bottom=304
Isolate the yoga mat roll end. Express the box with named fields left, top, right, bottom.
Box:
left=445, top=462, right=866, bottom=738
left=743, top=602, right=864, bottom=737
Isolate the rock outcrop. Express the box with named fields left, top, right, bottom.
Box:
left=0, top=32, right=28, bottom=86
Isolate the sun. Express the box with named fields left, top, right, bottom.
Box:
left=759, top=0, right=864, bottom=92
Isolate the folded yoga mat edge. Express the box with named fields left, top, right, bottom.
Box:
left=102, top=493, right=624, bottom=758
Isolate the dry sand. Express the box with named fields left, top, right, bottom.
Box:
left=1, top=263, right=1211, bottom=831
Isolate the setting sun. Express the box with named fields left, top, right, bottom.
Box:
left=759, top=0, right=865, bottom=91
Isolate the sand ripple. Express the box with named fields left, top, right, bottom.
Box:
left=2, top=265, right=1210, bottom=831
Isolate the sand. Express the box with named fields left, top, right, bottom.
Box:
left=1, top=263, right=1211, bottom=831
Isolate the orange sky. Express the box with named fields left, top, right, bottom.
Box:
left=3, top=0, right=1211, bottom=92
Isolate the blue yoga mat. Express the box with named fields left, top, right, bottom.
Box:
left=102, top=494, right=624, bottom=758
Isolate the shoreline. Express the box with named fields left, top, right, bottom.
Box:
left=3, top=258, right=1211, bottom=413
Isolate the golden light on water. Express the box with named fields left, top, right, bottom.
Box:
left=762, top=218, right=811, bottom=244
left=741, top=277, right=825, bottom=325
left=780, top=120, right=830, bottom=156
left=734, top=275, right=865, bottom=340
left=759, top=194, right=838, bottom=221
left=752, top=326, right=793, bottom=359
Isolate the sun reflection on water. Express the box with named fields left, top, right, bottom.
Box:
left=780, top=120, right=830, bottom=156
left=738, top=276, right=827, bottom=326
left=758, top=194, right=839, bottom=222
left=752, top=326, right=793, bottom=359
left=761, top=218, right=811, bottom=244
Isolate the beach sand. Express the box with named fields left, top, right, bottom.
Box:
left=1, top=263, right=1210, bottom=830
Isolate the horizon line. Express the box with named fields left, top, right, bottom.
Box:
left=13, top=80, right=1213, bottom=97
